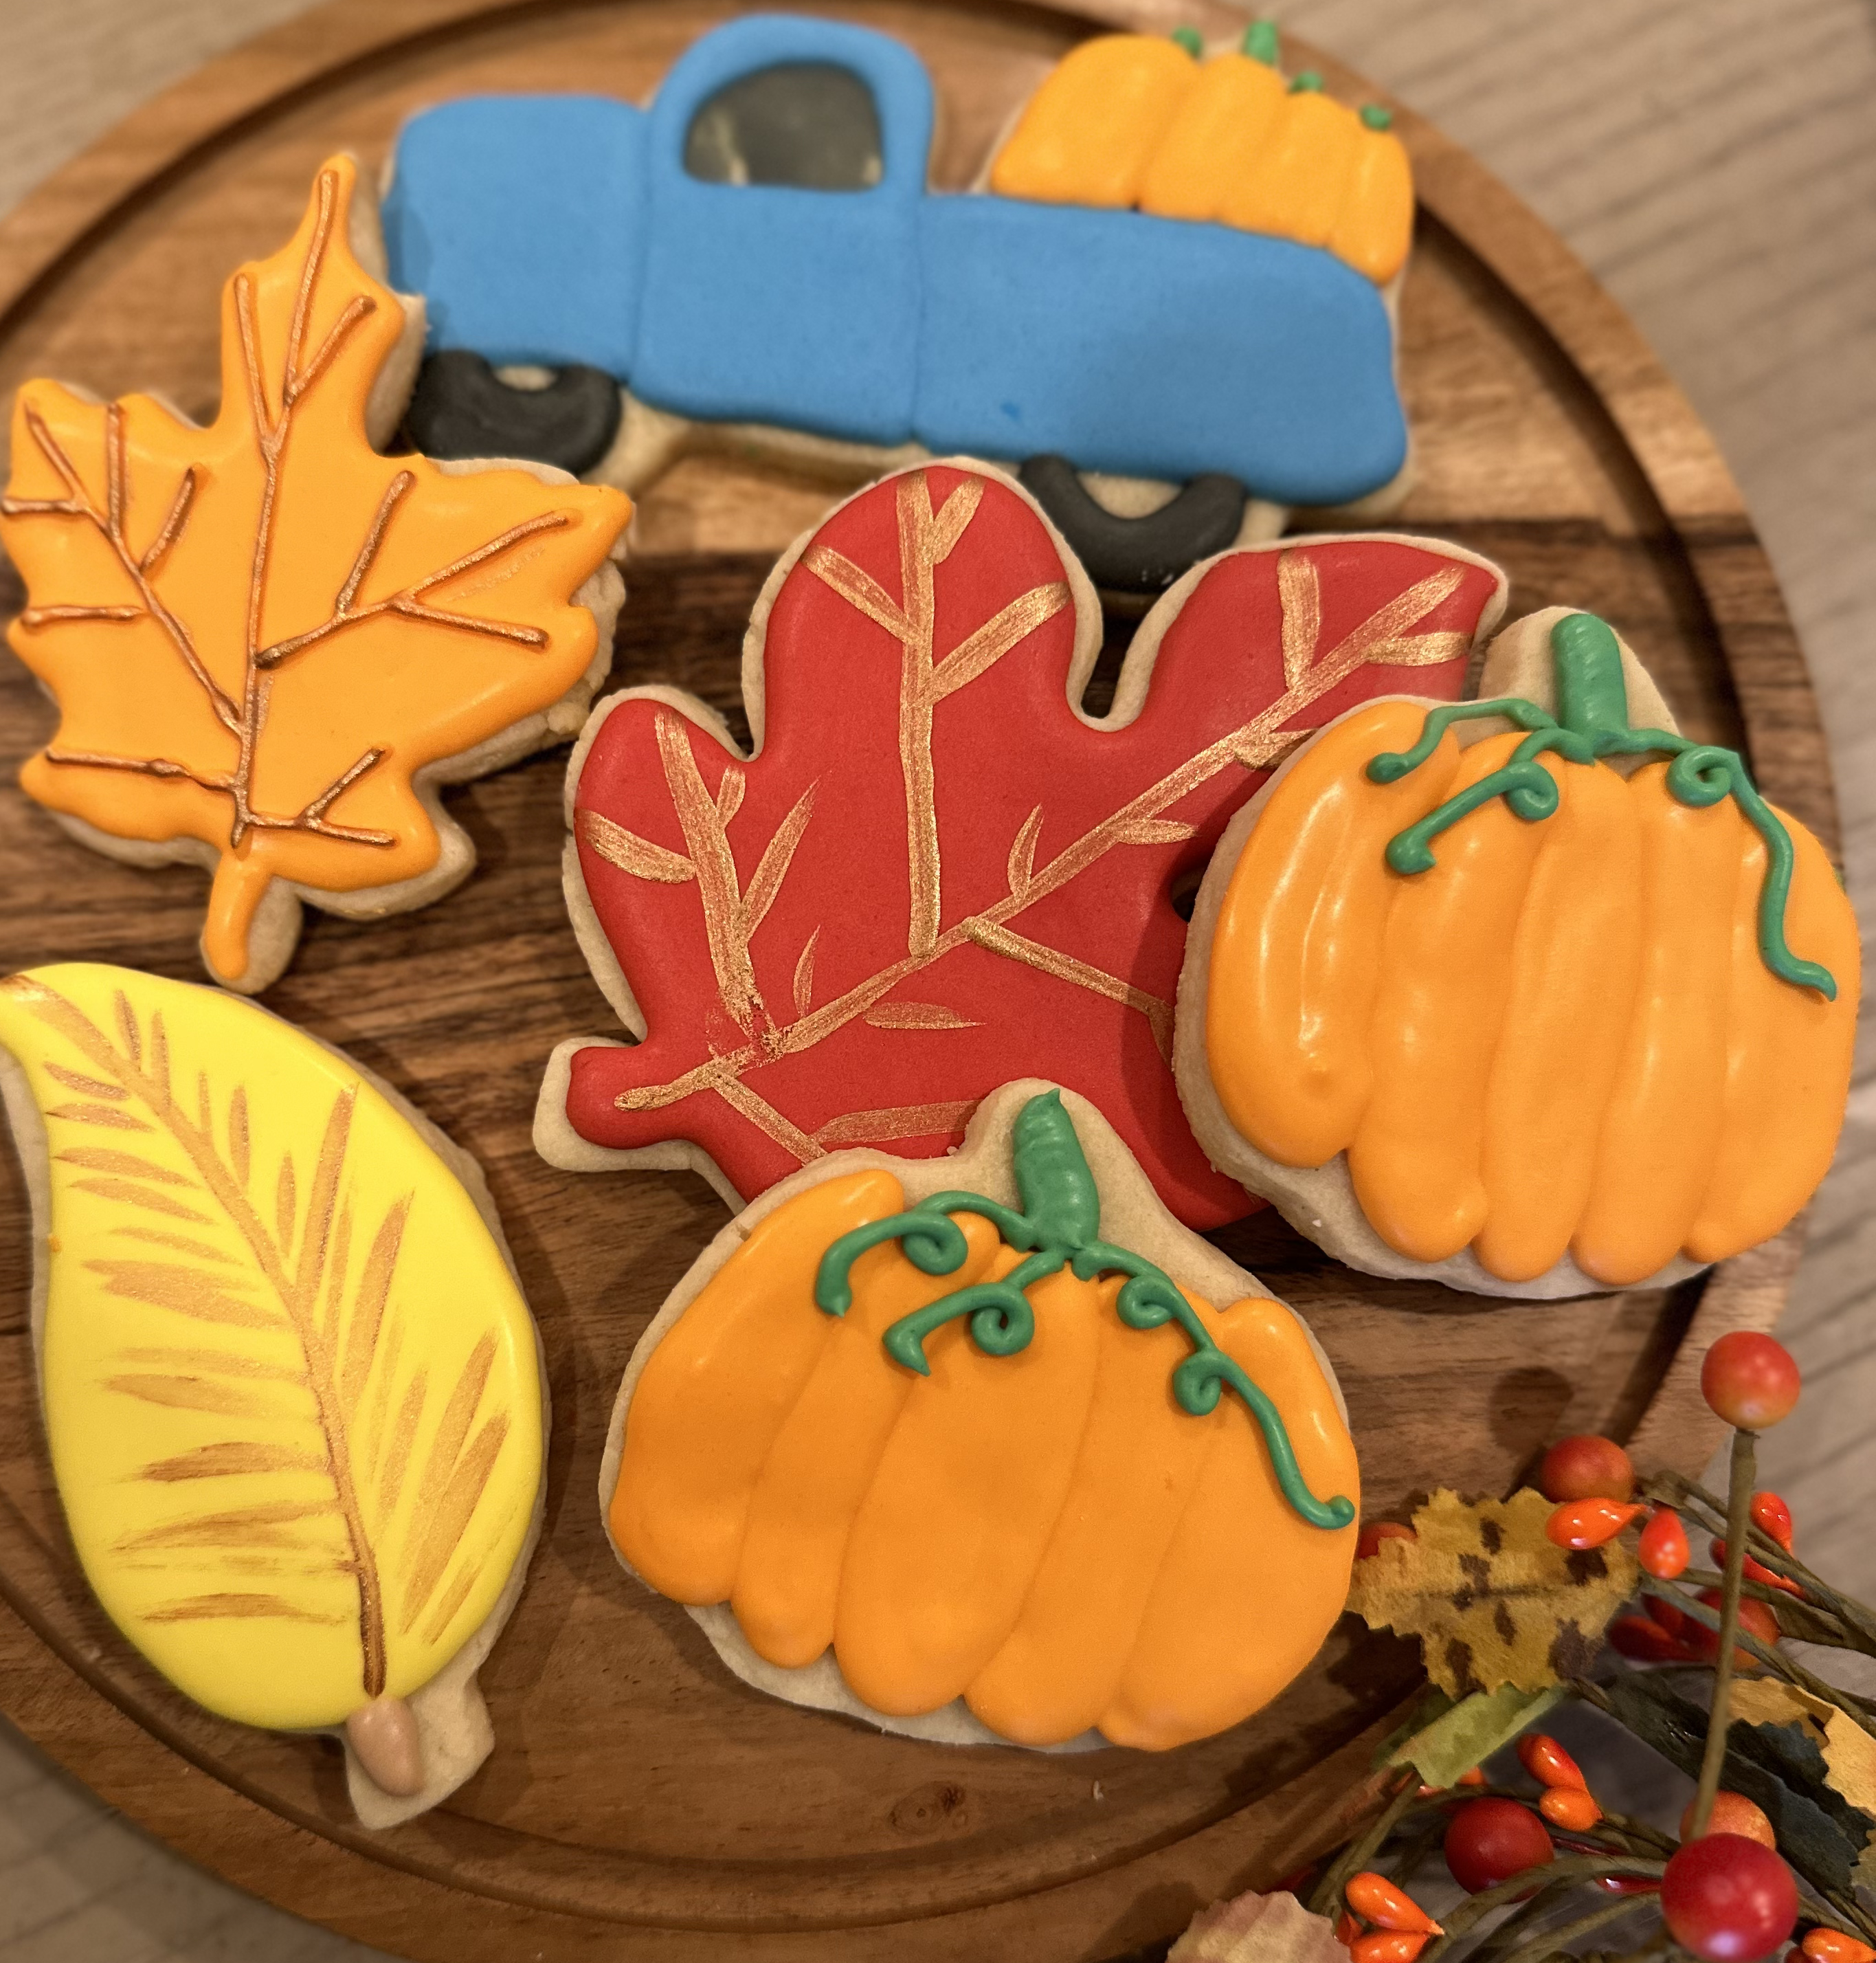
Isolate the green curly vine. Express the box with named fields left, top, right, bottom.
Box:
left=1365, top=611, right=1836, bottom=1000
left=812, top=1089, right=1354, bottom=1533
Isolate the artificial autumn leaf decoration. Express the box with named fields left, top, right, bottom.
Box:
left=0, top=963, right=544, bottom=1826
left=0, top=156, right=630, bottom=992
left=1345, top=1487, right=1637, bottom=1697
left=543, top=461, right=1505, bottom=1228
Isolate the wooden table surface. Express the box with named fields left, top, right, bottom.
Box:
left=2, top=1, right=1873, bottom=1957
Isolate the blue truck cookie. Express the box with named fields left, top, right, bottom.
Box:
left=381, top=14, right=1414, bottom=590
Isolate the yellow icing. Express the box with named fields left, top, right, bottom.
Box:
left=1206, top=709, right=1861, bottom=1283
left=609, top=1164, right=1357, bottom=1749
left=0, top=962, right=543, bottom=1731
left=994, top=39, right=1414, bottom=285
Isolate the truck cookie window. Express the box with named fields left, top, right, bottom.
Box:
left=383, top=14, right=1414, bottom=594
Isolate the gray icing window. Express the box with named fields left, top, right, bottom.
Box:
left=683, top=63, right=884, bottom=190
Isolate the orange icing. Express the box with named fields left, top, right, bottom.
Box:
left=992, top=37, right=1412, bottom=285
left=1207, top=705, right=1860, bottom=1283
left=610, top=1170, right=1357, bottom=1748
left=0, top=157, right=629, bottom=986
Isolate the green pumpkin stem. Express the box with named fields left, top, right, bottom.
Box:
left=811, top=1091, right=1354, bottom=1533
left=1365, top=612, right=1836, bottom=1000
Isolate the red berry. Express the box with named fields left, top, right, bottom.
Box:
left=1751, top=1491, right=1795, bottom=1551
left=1702, top=1334, right=1801, bottom=1431
left=1546, top=1496, right=1644, bottom=1549
left=1539, top=1434, right=1635, bottom=1502
left=1682, top=1792, right=1776, bottom=1850
left=1444, top=1797, right=1554, bottom=1894
left=1646, top=1595, right=1688, bottom=1637
left=1662, top=1834, right=1798, bottom=1960
left=1611, top=1615, right=1687, bottom=1662
left=1640, top=1509, right=1692, bottom=1578
left=1357, top=1520, right=1417, bottom=1560
left=1686, top=1590, right=1780, bottom=1667
left=1711, top=1539, right=1805, bottom=1597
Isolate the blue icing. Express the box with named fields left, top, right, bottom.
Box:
left=916, top=199, right=1406, bottom=507
left=381, top=13, right=1409, bottom=505
left=630, top=18, right=927, bottom=441
left=383, top=94, right=648, bottom=374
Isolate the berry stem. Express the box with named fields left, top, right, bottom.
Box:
left=1690, top=1427, right=1756, bottom=1836
left=1310, top=1769, right=1421, bottom=1920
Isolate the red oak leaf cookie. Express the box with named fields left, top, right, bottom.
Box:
left=537, top=461, right=1506, bottom=1228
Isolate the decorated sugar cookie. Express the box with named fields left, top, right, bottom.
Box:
left=0, top=964, right=546, bottom=1827
left=535, top=458, right=1506, bottom=1230
left=1176, top=609, right=1860, bottom=1298
left=0, top=156, right=631, bottom=994
left=601, top=1080, right=1358, bottom=1750
left=383, top=14, right=1411, bottom=591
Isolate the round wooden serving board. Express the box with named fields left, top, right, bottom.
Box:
left=0, top=2, right=1838, bottom=1958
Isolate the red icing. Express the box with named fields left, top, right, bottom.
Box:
left=562, top=466, right=1504, bottom=1227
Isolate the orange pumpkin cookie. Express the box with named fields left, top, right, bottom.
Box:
left=1176, top=608, right=1859, bottom=1298
left=0, top=157, right=631, bottom=994
left=599, top=1079, right=1358, bottom=1750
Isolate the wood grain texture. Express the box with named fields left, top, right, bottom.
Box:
left=0, top=1, right=1864, bottom=1959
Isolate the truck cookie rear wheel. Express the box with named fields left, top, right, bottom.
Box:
left=403, top=351, right=623, bottom=478
left=1017, top=456, right=1249, bottom=596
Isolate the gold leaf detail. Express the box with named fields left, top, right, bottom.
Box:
left=340, top=1197, right=409, bottom=1417
left=228, top=1085, right=250, bottom=1186
left=70, top=1177, right=213, bottom=1224
left=275, top=1152, right=298, bottom=1257
left=792, top=928, right=820, bottom=1020
left=716, top=765, right=745, bottom=827
left=928, top=476, right=984, bottom=563
left=111, top=1226, right=241, bottom=1265
left=1367, top=632, right=1470, bottom=667
left=143, top=1592, right=345, bottom=1626
left=968, top=922, right=1172, bottom=1061
left=579, top=807, right=695, bottom=884
left=741, top=781, right=817, bottom=940
left=656, top=712, right=760, bottom=1030
left=47, top=1100, right=152, bottom=1132
left=104, top=1373, right=289, bottom=1420
left=1112, top=818, right=1196, bottom=846
left=115, top=1500, right=337, bottom=1555
left=141, top=1440, right=325, bottom=1482
left=85, top=1259, right=274, bottom=1329
left=863, top=1002, right=981, bottom=1031
left=44, top=1063, right=125, bottom=1100
left=812, top=1100, right=976, bottom=1146
left=1279, top=548, right=1321, bottom=689
left=932, top=582, right=1071, bottom=702
left=1006, top=806, right=1042, bottom=898
left=56, top=1146, right=193, bottom=1186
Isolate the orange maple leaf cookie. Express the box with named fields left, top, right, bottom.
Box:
left=1, top=156, right=631, bottom=992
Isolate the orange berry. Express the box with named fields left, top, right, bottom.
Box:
left=1457, top=1766, right=1487, bottom=1787
left=1802, top=1931, right=1876, bottom=1963
left=1540, top=1786, right=1603, bottom=1831
left=1640, top=1509, right=1691, bottom=1579
left=1752, top=1491, right=1796, bottom=1551
left=1352, top=1933, right=1429, bottom=1963
left=1517, top=1733, right=1586, bottom=1790
left=1357, top=1521, right=1417, bottom=1560
left=1337, top=1910, right=1361, bottom=1948
left=1546, top=1496, right=1644, bottom=1550
left=1345, top=1872, right=1441, bottom=1935
left=1682, top=1791, right=1776, bottom=1850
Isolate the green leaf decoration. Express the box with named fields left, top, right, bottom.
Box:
left=1387, top=1683, right=1566, bottom=1789
left=0, top=963, right=543, bottom=1733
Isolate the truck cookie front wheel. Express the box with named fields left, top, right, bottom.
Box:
left=404, top=351, right=623, bottom=478
left=1016, top=456, right=1251, bottom=596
